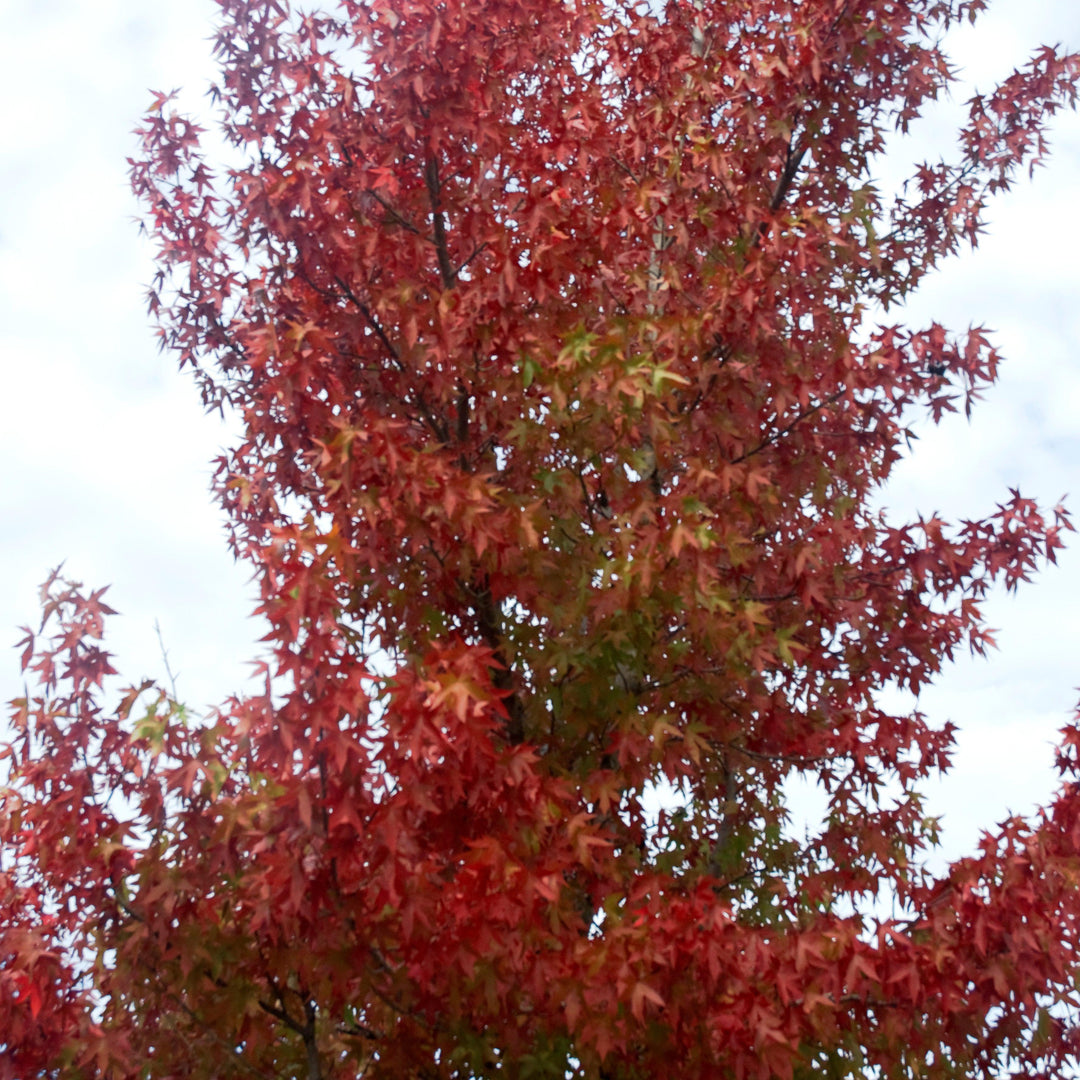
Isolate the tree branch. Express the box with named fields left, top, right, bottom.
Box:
left=365, top=189, right=431, bottom=240
left=303, top=998, right=322, bottom=1080
left=732, top=389, right=844, bottom=464
left=329, top=274, right=402, bottom=366
left=459, top=576, right=525, bottom=744
left=420, top=151, right=525, bottom=739
left=326, top=274, right=450, bottom=442
left=424, top=153, right=457, bottom=289
left=750, top=135, right=810, bottom=249
left=770, top=138, right=810, bottom=213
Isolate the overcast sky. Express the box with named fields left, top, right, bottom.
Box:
left=1, top=0, right=1079, bottom=868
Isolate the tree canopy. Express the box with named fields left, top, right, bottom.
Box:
left=3, top=1, right=1080, bottom=1077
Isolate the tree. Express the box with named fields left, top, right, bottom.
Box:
left=3, top=0, right=1080, bottom=1076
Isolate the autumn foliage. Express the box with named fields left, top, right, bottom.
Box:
left=5, top=0, right=1080, bottom=1076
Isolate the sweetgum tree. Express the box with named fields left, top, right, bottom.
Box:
left=3, top=0, right=1080, bottom=1076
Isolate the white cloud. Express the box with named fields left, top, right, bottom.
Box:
left=0, top=0, right=256, bottom=711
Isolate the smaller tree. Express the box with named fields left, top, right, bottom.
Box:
left=4, top=1, right=1080, bottom=1078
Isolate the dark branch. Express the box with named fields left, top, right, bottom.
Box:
left=424, top=153, right=457, bottom=289
left=330, top=274, right=401, bottom=365
left=732, top=389, right=844, bottom=464
left=770, top=138, right=810, bottom=213
left=329, top=274, right=450, bottom=442
left=459, top=576, right=525, bottom=744
left=365, top=189, right=430, bottom=239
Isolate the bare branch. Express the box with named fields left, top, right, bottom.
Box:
left=154, top=619, right=181, bottom=703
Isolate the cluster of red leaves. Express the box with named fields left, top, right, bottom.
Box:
left=5, top=1, right=1080, bottom=1077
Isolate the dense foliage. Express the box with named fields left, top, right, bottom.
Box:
left=3, top=1, right=1080, bottom=1077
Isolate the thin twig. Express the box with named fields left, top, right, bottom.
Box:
left=330, top=275, right=402, bottom=365
left=453, top=240, right=489, bottom=278
left=330, top=275, right=449, bottom=441
left=732, top=389, right=844, bottom=464
left=154, top=619, right=181, bottom=703
left=365, top=189, right=430, bottom=239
